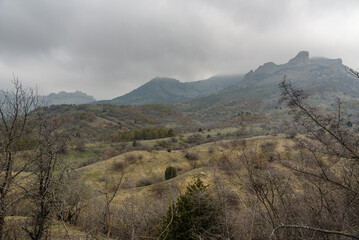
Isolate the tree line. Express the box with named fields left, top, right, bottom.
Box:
left=111, top=128, right=175, bottom=142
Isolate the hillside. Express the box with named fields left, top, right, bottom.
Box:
left=43, top=91, right=96, bottom=105
left=99, top=75, right=243, bottom=105
left=41, top=103, right=196, bottom=142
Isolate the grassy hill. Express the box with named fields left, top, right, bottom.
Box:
left=79, top=135, right=294, bottom=202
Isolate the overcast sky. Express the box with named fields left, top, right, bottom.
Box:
left=0, top=0, right=358, bottom=100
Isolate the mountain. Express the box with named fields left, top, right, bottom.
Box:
left=43, top=91, right=96, bottom=105
left=181, top=51, right=359, bottom=124
left=99, top=75, right=244, bottom=105
left=222, top=51, right=356, bottom=98
left=187, top=51, right=357, bottom=107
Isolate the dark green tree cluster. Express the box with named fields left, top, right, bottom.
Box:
left=158, top=179, right=230, bottom=239
left=164, top=166, right=177, bottom=180
left=116, top=128, right=175, bottom=142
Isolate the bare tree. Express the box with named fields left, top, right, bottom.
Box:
left=0, top=78, right=38, bottom=239
left=23, top=113, right=69, bottom=240
left=97, top=168, right=123, bottom=238
left=261, top=76, right=359, bottom=239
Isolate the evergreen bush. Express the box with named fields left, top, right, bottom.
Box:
left=164, top=166, right=177, bottom=180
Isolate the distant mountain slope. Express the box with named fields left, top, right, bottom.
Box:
left=182, top=51, right=359, bottom=124
left=99, top=75, right=243, bottom=105
left=187, top=51, right=357, bottom=108
left=44, top=91, right=96, bottom=105
left=222, top=51, right=356, bottom=98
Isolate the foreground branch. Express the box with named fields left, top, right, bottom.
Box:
left=270, top=224, right=359, bottom=239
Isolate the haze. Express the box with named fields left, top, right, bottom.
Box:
left=0, top=0, right=358, bottom=100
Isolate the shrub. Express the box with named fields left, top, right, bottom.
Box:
left=158, top=179, right=230, bottom=239
left=184, top=152, right=199, bottom=161
left=112, top=161, right=126, bottom=172
left=75, top=139, right=86, bottom=152
left=260, top=141, right=277, bottom=153
left=136, top=177, right=153, bottom=187
left=165, top=166, right=177, bottom=180
left=185, top=133, right=203, bottom=145
left=154, top=140, right=172, bottom=149
left=151, top=183, right=167, bottom=197
left=125, top=154, right=137, bottom=164
left=208, top=146, right=215, bottom=154
left=260, top=141, right=277, bottom=162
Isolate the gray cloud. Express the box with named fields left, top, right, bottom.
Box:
left=0, top=0, right=358, bottom=99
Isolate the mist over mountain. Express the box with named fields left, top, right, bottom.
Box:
left=224, top=51, right=355, bottom=97
left=176, top=51, right=359, bottom=125
left=186, top=51, right=357, bottom=108
left=98, top=75, right=244, bottom=105
left=43, top=91, right=96, bottom=105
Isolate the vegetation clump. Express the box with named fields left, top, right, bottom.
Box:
left=164, top=166, right=177, bottom=180
left=158, top=179, right=229, bottom=239
left=136, top=177, right=153, bottom=187
left=184, top=152, right=199, bottom=161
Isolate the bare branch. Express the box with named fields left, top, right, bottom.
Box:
left=271, top=224, right=359, bottom=239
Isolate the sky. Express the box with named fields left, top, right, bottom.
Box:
left=0, top=0, right=358, bottom=100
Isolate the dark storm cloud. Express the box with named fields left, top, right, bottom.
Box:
left=0, top=0, right=358, bottom=99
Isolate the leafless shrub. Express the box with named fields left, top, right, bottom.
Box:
left=185, top=133, right=203, bottom=145
left=154, top=139, right=172, bottom=149
left=184, top=152, right=199, bottom=161
left=112, top=161, right=126, bottom=172
left=136, top=177, right=153, bottom=187
left=111, top=195, right=169, bottom=239
left=151, top=184, right=167, bottom=197
left=125, top=153, right=137, bottom=164
left=208, top=145, right=215, bottom=154
left=120, top=179, right=135, bottom=190
left=260, top=141, right=277, bottom=153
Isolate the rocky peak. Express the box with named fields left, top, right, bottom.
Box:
left=255, top=62, right=277, bottom=74
left=288, top=51, right=310, bottom=66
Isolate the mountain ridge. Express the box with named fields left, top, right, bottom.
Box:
left=97, top=74, right=244, bottom=105
left=43, top=90, right=96, bottom=105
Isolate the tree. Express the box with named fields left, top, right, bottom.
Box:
left=23, top=113, right=69, bottom=240
left=158, top=178, right=230, bottom=239
left=261, top=76, right=359, bottom=239
left=0, top=78, right=70, bottom=239
left=0, top=78, right=38, bottom=239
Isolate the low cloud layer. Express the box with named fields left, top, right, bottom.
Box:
left=0, top=0, right=358, bottom=99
